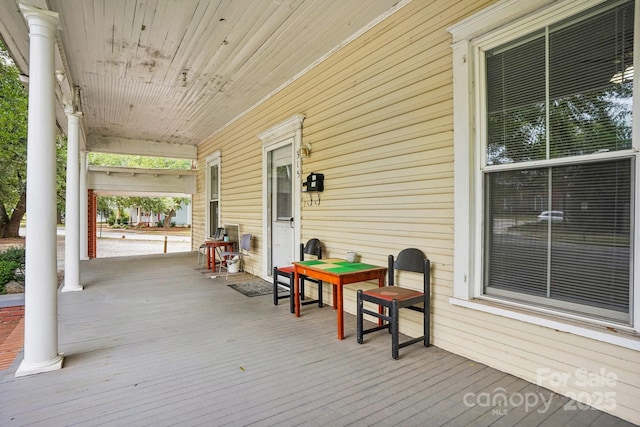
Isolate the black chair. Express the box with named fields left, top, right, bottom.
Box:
left=356, top=248, right=430, bottom=359
left=273, top=238, right=323, bottom=313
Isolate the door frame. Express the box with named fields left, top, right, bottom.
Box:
left=259, top=114, right=305, bottom=279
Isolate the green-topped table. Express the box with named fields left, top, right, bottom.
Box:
left=293, top=258, right=386, bottom=340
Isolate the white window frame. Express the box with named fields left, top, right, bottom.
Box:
left=449, top=0, right=640, bottom=349
left=205, top=151, right=221, bottom=238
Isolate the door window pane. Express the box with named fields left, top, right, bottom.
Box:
left=276, top=165, right=292, bottom=220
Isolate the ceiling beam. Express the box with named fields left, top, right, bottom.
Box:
left=87, top=166, right=196, bottom=196
left=87, top=135, right=197, bottom=160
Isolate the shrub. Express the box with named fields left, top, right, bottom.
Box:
left=0, top=247, right=25, bottom=287
left=0, top=260, right=19, bottom=294
left=0, top=247, right=25, bottom=267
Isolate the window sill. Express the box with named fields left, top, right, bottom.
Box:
left=449, top=297, right=640, bottom=351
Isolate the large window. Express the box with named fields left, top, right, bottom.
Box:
left=450, top=0, right=640, bottom=341
left=481, top=0, right=634, bottom=324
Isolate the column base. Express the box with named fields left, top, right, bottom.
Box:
left=61, top=284, right=84, bottom=292
left=15, top=353, right=64, bottom=377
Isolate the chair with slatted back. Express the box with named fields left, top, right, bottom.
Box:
left=273, top=238, right=323, bottom=313
left=356, top=248, right=430, bottom=359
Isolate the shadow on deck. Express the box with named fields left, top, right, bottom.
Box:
left=0, top=253, right=633, bottom=426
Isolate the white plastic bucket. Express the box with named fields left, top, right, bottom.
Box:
left=227, top=255, right=240, bottom=273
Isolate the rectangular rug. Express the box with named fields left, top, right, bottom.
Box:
left=227, top=280, right=273, bottom=297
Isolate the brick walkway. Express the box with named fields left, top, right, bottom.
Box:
left=0, top=306, right=24, bottom=370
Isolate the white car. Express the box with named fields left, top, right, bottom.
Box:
left=537, top=210, right=564, bottom=222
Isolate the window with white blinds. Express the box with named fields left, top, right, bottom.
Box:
left=482, top=0, right=634, bottom=324
left=208, top=162, right=220, bottom=238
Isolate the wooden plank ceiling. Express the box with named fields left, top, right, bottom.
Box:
left=0, top=0, right=405, bottom=156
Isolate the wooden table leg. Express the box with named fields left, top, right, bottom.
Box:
left=206, top=246, right=212, bottom=270
left=294, top=269, right=301, bottom=317
left=378, top=271, right=385, bottom=326
left=211, top=246, right=219, bottom=272
left=337, top=282, right=344, bottom=340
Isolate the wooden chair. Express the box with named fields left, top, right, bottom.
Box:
left=356, top=248, right=430, bottom=359
left=273, top=238, right=323, bottom=313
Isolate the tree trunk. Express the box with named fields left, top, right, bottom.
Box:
left=2, top=190, right=26, bottom=238
left=0, top=203, right=8, bottom=238
left=163, top=210, right=175, bottom=229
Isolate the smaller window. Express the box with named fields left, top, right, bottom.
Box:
left=207, top=160, right=221, bottom=238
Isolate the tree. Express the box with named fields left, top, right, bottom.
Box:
left=154, top=197, right=190, bottom=228
left=119, top=196, right=190, bottom=229
left=0, top=41, right=28, bottom=238
left=87, top=153, right=191, bottom=170
left=97, top=196, right=113, bottom=220
left=56, top=135, right=67, bottom=224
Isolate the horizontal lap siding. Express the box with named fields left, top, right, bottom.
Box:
left=196, top=120, right=267, bottom=270
left=191, top=166, right=206, bottom=247
left=296, top=3, right=460, bottom=285
left=194, top=0, right=639, bottom=423
left=438, top=303, right=640, bottom=423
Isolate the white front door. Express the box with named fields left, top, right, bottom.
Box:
left=268, top=143, right=295, bottom=272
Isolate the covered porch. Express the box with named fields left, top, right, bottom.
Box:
left=0, top=253, right=632, bottom=426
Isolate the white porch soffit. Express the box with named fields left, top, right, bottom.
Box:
left=0, top=0, right=408, bottom=151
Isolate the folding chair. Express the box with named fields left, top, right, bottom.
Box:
left=219, top=233, right=252, bottom=279
left=197, top=243, right=207, bottom=266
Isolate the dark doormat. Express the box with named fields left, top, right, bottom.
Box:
left=227, top=280, right=273, bottom=297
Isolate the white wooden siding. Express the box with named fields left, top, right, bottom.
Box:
left=193, top=0, right=640, bottom=423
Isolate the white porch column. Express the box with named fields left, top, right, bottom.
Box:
left=62, top=112, right=83, bottom=292
left=80, top=151, right=88, bottom=260
left=16, top=4, right=64, bottom=377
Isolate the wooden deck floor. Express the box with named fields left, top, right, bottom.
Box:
left=0, top=253, right=634, bottom=426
